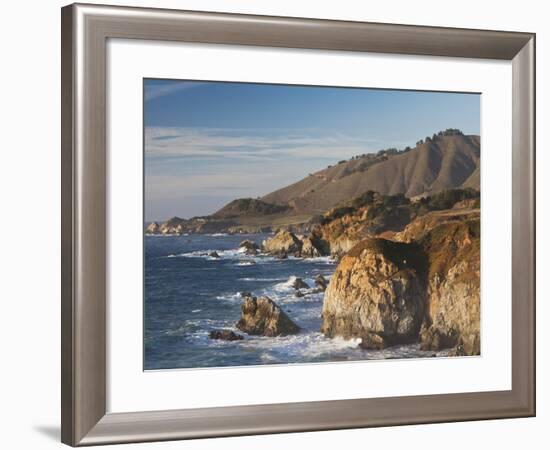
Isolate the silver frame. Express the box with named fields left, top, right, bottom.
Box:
left=61, top=3, right=535, bottom=446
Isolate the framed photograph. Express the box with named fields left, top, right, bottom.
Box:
left=61, top=3, right=535, bottom=446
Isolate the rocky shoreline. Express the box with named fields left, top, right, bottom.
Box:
left=200, top=189, right=480, bottom=358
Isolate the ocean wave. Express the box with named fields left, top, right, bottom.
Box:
left=238, top=277, right=286, bottom=282
left=214, top=292, right=243, bottom=303
left=162, top=247, right=279, bottom=264
left=302, top=256, right=336, bottom=264
left=236, top=261, right=255, bottom=266
left=238, top=332, right=362, bottom=360
left=273, top=275, right=300, bottom=292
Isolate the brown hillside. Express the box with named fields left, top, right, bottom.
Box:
left=261, top=134, right=479, bottom=214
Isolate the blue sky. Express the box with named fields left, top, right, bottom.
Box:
left=144, top=79, right=480, bottom=221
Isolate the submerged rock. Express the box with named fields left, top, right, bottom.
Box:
left=238, top=259, right=256, bottom=265
left=236, top=296, right=300, bottom=337
left=239, top=239, right=259, bottom=255
left=262, top=230, right=302, bottom=255
left=209, top=251, right=220, bottom=258
left=209, top=329, right=244, bottom=341
left=321, top=238, right=427, bottom=349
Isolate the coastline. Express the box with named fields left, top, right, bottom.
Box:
left=144, top=232, right=456, bottom=370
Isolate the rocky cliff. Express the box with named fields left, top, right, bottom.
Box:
left=321, top=217, right=481, bottom=355
left=302, top=188, right=479, bottom=257
left=418, top=220, right=480, bottom=355
left=262, top=130, right=480, bottom=215
left=321, top=239, right=427, bottom=348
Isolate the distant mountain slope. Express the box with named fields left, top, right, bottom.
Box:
left=261, top=133, right=480, bottom=214
left=212, top=198, right=291, bottom=218
left=148, top=130, right=481, bottom=234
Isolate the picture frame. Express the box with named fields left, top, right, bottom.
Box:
left=61, top=3, right=535, bottom=446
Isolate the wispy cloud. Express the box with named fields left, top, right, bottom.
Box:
left=144, top=127, right=391, bottom=220
left=145, top=127, right=381, bottom=161
left=146, top=172, right=290, bottom=199
left=144, top=82, right=205, bottom=102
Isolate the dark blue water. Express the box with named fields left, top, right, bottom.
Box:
left=144, top=233, right=437, bottom=370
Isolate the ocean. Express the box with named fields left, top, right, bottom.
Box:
left=144, top=233, right=442, bottom=370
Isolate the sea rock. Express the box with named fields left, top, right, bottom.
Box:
left=158, top=217, right=186, bottom=235
left=236, top=296, right=300, bottom=337
left=262, top=230, right=303, bottom=255
left=146, top=222, right=160, bottom=234
left=300, top=236, right=324, bottom=257
left=209, top=251, right=220, bottom=258
left=321, top=238, right=427, bottom=349
left=295, top=290, right=305, bottom=298
left=314, top=274, right=328, bottom=291
left=239, top=239, right=259, bottom=255
left=292, top=277, right=310, bottom=290
left=209, top=329, right=244, bottom=341
left=418, top=220, right=481, bottom=356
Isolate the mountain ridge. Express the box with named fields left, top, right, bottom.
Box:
left=261, top=131, right=479, bottom=214
left=147, top=129, right=480, bottom=234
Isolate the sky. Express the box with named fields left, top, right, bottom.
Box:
left=144, top=79, right=480, bottom=221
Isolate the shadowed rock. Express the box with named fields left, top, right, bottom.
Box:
left=314, top=274, right=328, bottom=291
left=292, top=277, right=309, bottom=290
left=417, top=220, right=481, bottom=356
left=209, top=329, right=244, bottom=341
left=236, top=296, right=300, bottom=337
left=300, top=236, right=324, bottom=257
left=321, top=238, right=427, bottom=349
left=239, top=239, right=259, bottom=255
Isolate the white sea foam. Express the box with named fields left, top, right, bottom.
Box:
left=273, top=276, right=299, bottom=292
left=163, top=248, right=282, bottom=267
left=214, top=292, right=243, bottom=303
left=238, top=277, right=286, bottom=282
left=236, top=261, right=255, bottom=266
left=302, top=256, right=336, bottom=264
left=239, top=332, right=361, bottom=361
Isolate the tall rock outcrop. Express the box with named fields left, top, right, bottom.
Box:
left=418, top=220, right=480, bottom=355
left=321, top=218, right=480, bottom=356
left=321, top=239, right=427, bottom=348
